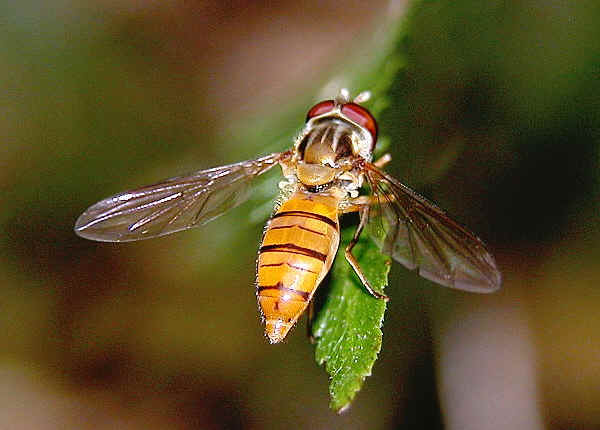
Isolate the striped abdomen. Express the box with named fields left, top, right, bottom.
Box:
left=257, top=190, right=341, bottom=343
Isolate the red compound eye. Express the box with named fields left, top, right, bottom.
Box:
left=341, top=102, right=378, bottom=144
left=306, top=100, right=335, bottom=121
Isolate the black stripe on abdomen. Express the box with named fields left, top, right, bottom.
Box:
left=259, top=243, right=327, bottom=262
left=259, top=262, right=318, bottom=274
left=257, top=281, right=310, bottom=300
left=271, top=210, right=338, bottom=231
left=267, top=224, right=326, bottom=237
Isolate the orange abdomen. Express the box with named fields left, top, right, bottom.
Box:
left=257, top=190, right=341, bottom=343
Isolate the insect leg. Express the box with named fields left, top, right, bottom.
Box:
left=342, top=197, right=370, bottom=213
left=373, top=153, right=392, bottom=168
left=345, top=205, right=390, bottom=301
left=341, top=191, right=397, bottom=215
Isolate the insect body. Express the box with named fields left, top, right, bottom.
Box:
left=75, top=89, right=502, bottom=343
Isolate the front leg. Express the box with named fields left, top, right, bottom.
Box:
left=373, top=153, right=391, bottom=168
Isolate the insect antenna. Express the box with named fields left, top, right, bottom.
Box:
left=353, top=91, right=371, bottom=104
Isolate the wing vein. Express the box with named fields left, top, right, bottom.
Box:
left=364, top=162, right=501, bottom=292
left=74, top=151, right=291, bottom=242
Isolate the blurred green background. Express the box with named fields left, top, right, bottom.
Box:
left=1, top=0, right=599, bottom=429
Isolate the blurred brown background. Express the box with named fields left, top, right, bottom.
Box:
left=1, top=0, right=599, bottom=429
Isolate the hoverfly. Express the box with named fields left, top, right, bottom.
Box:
left=75, top=89, right=501, bottom=343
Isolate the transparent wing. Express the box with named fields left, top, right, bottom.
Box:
left=364, top=163, right=501, bottom=292
left=75, top=152, right=290, bottom=242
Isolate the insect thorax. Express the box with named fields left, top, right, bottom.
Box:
left=276, top=119, right=367, bottom=203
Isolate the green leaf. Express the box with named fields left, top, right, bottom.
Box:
left=308, top=1, right=424, bottom=412
left=312, top=225, right=391, bottom=413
